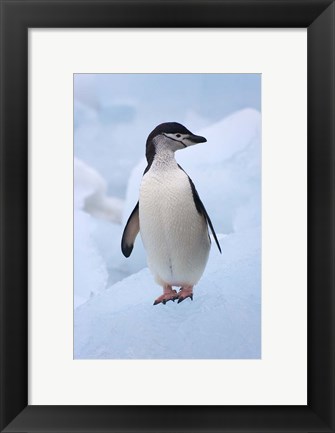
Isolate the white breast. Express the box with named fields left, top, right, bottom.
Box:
left=139, top=161, right=210, bottom=287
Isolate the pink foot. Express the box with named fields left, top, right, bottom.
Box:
left=177, top=286, right=194, bottom=303
left=153, top=286, right=178, bottom=305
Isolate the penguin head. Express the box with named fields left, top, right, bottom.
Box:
left=146, top=122, right=207, bottom=163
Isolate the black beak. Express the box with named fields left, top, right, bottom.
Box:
left=190, top=134, right=207, bottom=144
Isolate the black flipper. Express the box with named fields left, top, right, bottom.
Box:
left=121, top=202, right=140, bottom=257
left=178, top=164, right=222, bottom=254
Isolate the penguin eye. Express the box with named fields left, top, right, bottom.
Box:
left=176, top=134, right=181, bottom=138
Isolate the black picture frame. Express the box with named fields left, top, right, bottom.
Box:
left=1, top=0, right=334, bottom=432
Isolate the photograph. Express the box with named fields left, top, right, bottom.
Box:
left=73, top=73, right=262, bottom=359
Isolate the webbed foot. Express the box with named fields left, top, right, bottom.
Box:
left=177, top=286, right=194, bottom=303
left=153, top=286, right=178, bottom=305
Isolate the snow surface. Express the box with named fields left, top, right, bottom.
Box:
left=74, top=158, right=124, bottom=223
left=74, top=227, right=261, bottom=359
left=74, top=158, right=125, bottom=307
left=74, top=209, right=108, bottom=308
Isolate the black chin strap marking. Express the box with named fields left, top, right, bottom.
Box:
left=162, top=133, right=187, bottom=148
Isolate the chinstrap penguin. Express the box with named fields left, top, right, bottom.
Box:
left=121, top=122, right=221, bottom=305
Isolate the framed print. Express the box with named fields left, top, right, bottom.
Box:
left=0, top=0, right=334, bottom=432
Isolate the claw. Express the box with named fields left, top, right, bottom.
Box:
left=177, top=294, right=193, bottom=303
